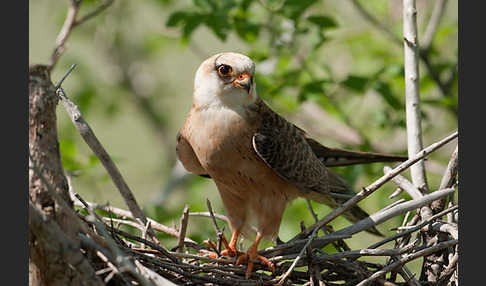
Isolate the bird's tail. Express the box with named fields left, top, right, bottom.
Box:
left=304, top=169, right=384, bottom=237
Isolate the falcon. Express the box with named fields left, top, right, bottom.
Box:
left=176, top=52, right=406, bottom=278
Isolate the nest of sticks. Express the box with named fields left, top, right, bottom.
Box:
left=71, top=173, right=458, bottom=286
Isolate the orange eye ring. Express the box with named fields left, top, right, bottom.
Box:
left=217, top=64, right=233, bottom=77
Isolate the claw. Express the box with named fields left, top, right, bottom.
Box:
left=244, top=233, right=275, bottom=279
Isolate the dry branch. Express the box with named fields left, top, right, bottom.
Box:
left=356, top=239, right=458, bottom=286
left=56, top=68, right=159, bottom=244
left=334, top=188, right=455, bottom=236
left=403, top=0, right=428, bottom=193
left=292, top=130, right=457, bottom=241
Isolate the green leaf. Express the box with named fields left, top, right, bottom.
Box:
left=372, top=81, right=403, bottom=110
left=341, top=75, right=369, bottom=92
left=307, top=15, right=337, bottom=29
left=166, top=11, right=189, bottom=27
left=281, top=0, right=318, bottom=20
left=233, top=12, right=260, bottom=43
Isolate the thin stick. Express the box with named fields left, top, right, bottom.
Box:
left=189, top=212, right=229, bottom=224
left=73, top=0, right=114, bottom=27
left=177, top=205, right=190, bottom=253
left=48, top=0, right=114, bottom=71
left=349, top=0, right=453, bottom=99
left=355, top=239, right=458, bottom=286
left=422, top=0, right=448, bottom=51
left=56, top=67, right=159, bottom=244
left=383, top=166, right=423, bottom=200
left=306, top=199, right=319, bottom=223
left=369, top=205, right=458, bottom=249
left=403, top=0, right=428, bottom=193
left=333, top=188, right=455, bottom=236
left=291, top=130, right=457, bottom=241
left=276, top=230, right=319, bottom=286
left=83, top=209, right=153, bottom=286
left=432, top=144, right=458, bottom=213
left=206, top=199, right=221, bottom=234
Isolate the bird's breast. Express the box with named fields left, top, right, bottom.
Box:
left=187, top=107, right=258, bottom=174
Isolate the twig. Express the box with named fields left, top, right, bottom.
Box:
left=422, top=0, right=448, bottom=51
left=355, top=239, right=458, bottom=286
left=403, top=0, right=428, bottom=193
left=388, top=187, right=404, bottom=199
left=55, top=65, right=159, bottom=245
left=383, top=166, right=423, bottom=200
left=369, top=205, right=458, bottom=249
left=74, top=0, right=114, bottom=27
left=177, top=205, right=190, bottom=253
left=334, top=188, right=455, bottom=236
left=48, top=0, right=114, bottom=71
left=432, top=144, right=458, bottom=213
left=291, top=130, right=457, bottom=241
left=276, top=230, right=319, bottom=286
left=206, top=199, right=222, bottom=234
left=73, top=200, right=200, bottom=247
left=260, top=233, right=351, bottom=258
left=189, top=211, right=229, bottom=224
left=109, top=227, right=179, bottom=264
left=306, top=199, right=319, bottom=223
left=349, top=0, right=402, bottom=46
left=349, top=0, right=454, bottom=102
left=83, top=208, right=154, bottom=286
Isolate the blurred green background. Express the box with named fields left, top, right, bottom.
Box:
left=30, top=0, right=457, bottom=277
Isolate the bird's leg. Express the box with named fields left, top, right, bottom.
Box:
left=239, top=232, right=275, bottom=279
left=220, top=229, right=240, bottom=257
left=205, top=229, right=241, bottom=258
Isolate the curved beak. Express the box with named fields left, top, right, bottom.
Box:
left=233, top=72, right=252, bottom=94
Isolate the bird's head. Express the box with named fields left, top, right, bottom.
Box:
left=193, top=52, right=256, bottom=109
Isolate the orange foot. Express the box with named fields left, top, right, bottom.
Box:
left=203, top=229, right=241, bottom=258
left=242, top=233, right=275, bottom=279
left=201, top=231, right=275, bottom=279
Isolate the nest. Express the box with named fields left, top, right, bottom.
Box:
left=72, top=189, right=458, bottom=286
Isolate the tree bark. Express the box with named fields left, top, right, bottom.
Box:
left=29, top=64, right=101, bottom=286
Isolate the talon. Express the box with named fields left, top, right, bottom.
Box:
left=236, top=253, right=248, bottom=265
left=243, top=233, right=274, bottom=279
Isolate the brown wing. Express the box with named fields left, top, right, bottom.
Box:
left=251, top=103, right=350, bottom=199
left=305, top=137, right=408, bottom=167
left=290, top=124, right=407, bottom=167
left=251, top=101, right=382, bottom=236
left=176, top=130, right=210, bottom=178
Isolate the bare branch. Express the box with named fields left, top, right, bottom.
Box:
left=73, top=199, right=198, bottom=245
left=48, top=0, right=114, bottom=71
left=384, top=166, right=423, bottom=200
left=403, top=0, right=428, bottom=193
left=334, top=188, right=455, bottom=236
left=292, top=130, right=457, bottom=241
left=356, top=239, right=458, bottom=286
left=369, top=205, right=457, bottom=249
left=432, top=144, right=458, bottom=213
left=56, top=67, right=159, bottom=244
left=177, top=205, right=190, bottom=253
left=422, top=0, right=449, bottom=51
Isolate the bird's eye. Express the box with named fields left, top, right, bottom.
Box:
left=217, top=64, right=232, bottom=77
